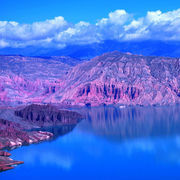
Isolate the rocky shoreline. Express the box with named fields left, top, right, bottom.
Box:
left=0, top=151, right=23, bottom=172
left=0, top=104, right=83, bottom=172
left=0, top=118, right=53, bottom=150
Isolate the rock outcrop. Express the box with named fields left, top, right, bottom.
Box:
left=15, top=104, right=83, bottom=127
left=0, top=104, right=83, bottom=172
left=0, top=118, right=53, bottom=150
left=0, top=104, right=82, bottom=150
left=0, top=151, right=23, bottom=172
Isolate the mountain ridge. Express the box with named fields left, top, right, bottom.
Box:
left=1, top=40, right=180, bottom=59
left=47, top=51, right=180, bottom=106
left=1, top=51, right=180, bottom=106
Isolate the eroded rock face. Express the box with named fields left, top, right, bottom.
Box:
left=0, top=54, right=74, bottom=106
left=0, top=74, right=63, bottom=106
left=15, top=104, right=83, bottom=127
left=49, top=51, right=180, bottom=106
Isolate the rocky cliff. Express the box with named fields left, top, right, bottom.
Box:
left=15, top=104, right=83, bottom=127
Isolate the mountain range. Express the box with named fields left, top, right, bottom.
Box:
left=1, top=51, right=180, bottom=106
left=1, top=40, right=180, bottom=59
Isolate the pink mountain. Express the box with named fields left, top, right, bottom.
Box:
left=1, top=51, right=180, bottom=106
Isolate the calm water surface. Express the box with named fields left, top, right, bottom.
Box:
left=1, top=105, right=180, bottom=179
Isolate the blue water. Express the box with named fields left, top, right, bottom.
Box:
left=1, top=105, right=180, bottom=179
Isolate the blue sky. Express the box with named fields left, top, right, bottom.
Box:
left=1, top=0, right=179, bottom=23
left=0, top=0, right=180, bottom=48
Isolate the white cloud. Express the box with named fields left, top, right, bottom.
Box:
left=97, top=9, right=130, bottom=26
left=124, top=9, right=180, bottom=40
left=56, top=21, right=99, bottom=45
left=108, top=9, right=131, bottom=25
left=1, top=9, right=180, bottom=48
left=0, top=39, right=9, bottom=48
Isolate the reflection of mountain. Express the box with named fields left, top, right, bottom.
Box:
left=80, top=106, right=180, bottom=141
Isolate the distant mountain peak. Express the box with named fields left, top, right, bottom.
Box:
left=1, top=40, right=180, bottom=59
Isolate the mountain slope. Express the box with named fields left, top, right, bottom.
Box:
left=48, top=51, right=180, bottom=106
left=0, top=55, right=72, bottom=106
left=0, top=55, right=75, bottom=80
left=1, top=51, right=180, bottom=106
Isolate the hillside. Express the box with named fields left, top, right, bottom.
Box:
left=0, top=55, right=76, bottom=80
left=0, top=55, right=73, bottom=106
left=48, top=51, right=180, bottom=106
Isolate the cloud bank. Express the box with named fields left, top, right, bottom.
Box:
left=1, top=9, right=180, bottom=48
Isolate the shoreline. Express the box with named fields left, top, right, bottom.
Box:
left=0, top=151, right=23, bottom=172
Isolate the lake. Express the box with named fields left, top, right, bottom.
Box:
left=1, top=105, right=180, bottom=179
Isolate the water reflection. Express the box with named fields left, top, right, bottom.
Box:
left=19, top=147, right=73, bottom=170
left=2, top=105, right=180, bottom=179
left=79, top=105, right=180, bottom=141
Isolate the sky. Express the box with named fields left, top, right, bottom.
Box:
left=1, top=0, right=180, bottom=23
left=0, top=0, right=180, bottom=48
